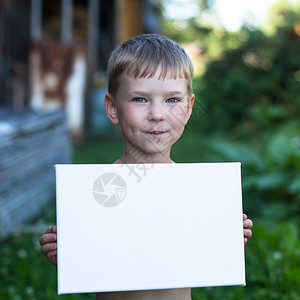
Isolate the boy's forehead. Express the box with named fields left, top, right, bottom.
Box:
left=127, top=65, right=185, bottom=80
left=119, top=72, right=189, bottom=90
left=122, top=66, right=187, bottom=82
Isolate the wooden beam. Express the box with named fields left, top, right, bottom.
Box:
left=30, top=0, right=42, bottom=42
left=85, top=0, right=100, bottom=122
left=88, top=0, right=100, bottom=70
left=61, top=0, right=73, bottom=43
left=116, top=0, right=144, bottom=44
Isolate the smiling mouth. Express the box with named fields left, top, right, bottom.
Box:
left=145, top=131, right=166, bottom=136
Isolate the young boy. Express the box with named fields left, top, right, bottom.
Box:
left=39, top=34, right=253, bottom=300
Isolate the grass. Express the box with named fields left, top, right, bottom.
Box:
left=1, top=136, right=299, bottom=299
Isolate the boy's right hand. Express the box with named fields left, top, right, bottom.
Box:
left=39, top=225, right=57, bottom=265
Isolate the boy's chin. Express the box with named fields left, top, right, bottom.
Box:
left=124, top=143, right=172, bottom=162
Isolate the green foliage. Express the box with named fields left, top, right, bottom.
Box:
left=72, top=137, right=124, bottom=164
left=194, top=17, right=300, bottom=134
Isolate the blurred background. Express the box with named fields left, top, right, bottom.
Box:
left=0, top=0, right=300, bottom=299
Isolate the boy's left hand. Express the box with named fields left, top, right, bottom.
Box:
left=243, top=214, right=253, bottom=245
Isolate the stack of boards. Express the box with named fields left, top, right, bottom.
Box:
left=0, top=109, right=71, bottom=240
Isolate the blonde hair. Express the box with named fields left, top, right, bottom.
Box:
left=107, top=34, right=194, bottom=96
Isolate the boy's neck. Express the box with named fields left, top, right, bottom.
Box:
left=115, top=150, right=173, bottom=164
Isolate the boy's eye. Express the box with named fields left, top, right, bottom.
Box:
left=133, top=97, right=147, bottom=103
left=166, top=98, right=179, bottom=103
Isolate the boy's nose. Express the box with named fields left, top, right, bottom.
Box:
left=148, top=103, right=166, bottom=121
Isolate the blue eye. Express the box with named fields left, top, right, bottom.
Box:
left=166, top=98, right=179, bottom=103
left=133, top=97, right=147, bottom=103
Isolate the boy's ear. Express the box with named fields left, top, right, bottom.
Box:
left=104, top=93, right=119, bottom=125
left=185, top=94, right=195, bottom=125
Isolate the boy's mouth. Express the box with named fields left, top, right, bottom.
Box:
left=145, top=131, right=166, bottom=136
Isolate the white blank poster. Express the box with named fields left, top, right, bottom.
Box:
left=55, top=162, right=245, bottom=294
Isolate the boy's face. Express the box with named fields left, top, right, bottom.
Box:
left=105, top=68, right=194, bottom=162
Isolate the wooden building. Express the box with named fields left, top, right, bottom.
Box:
left=0, top=0, right=160, bottom=240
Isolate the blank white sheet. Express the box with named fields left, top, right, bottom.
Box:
left=55, top=162, right=245, bottom=294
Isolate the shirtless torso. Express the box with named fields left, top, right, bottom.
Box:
left=96, top=288, right=191, bottom=300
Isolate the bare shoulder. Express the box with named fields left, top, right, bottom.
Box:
left=96, top=288, right=191, bottom=300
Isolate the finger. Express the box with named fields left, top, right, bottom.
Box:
left=243, top=219, right=253, bottom=229
left=39, top=233, right=57, bottom=246
left=45, top=225, right=57, bottom=234
left=244, top=237, right=248, bottom=245
left=243, top=214, right=247, bottom=220
left=46, top=250, right=57, bottom=265
left=244, top=228, right=252, bottom=239
left=41, top=242, right=57, bottom=256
